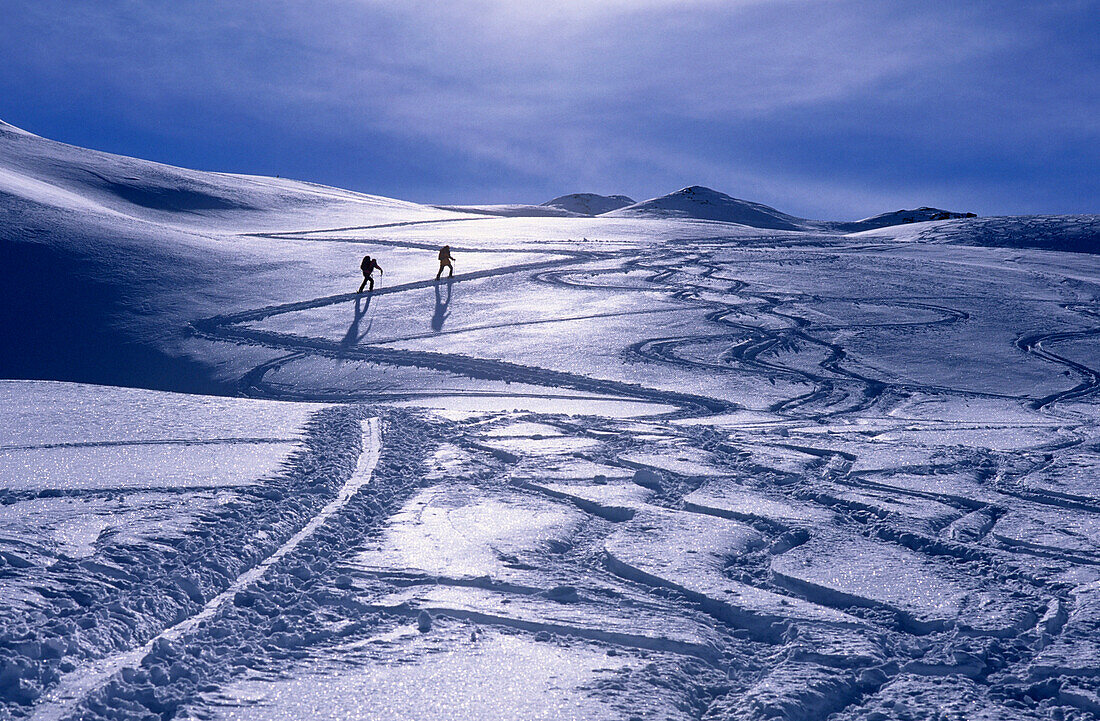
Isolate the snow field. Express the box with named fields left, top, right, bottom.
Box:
left=3, top=120, right=1100, bottom=719
left=351, top=484, right=586, bottom=582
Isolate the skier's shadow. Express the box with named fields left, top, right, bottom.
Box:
left=431, top=278, right=453, bottom=332
left=340, top=294, right=372, bottom=350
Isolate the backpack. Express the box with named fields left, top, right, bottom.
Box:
left=361, top=256, right=372, bottom=272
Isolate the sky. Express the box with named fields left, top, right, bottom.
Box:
left=1, top=0, right=1097, bottom=219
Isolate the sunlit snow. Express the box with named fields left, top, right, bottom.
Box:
left=2, top=119, right=1100, bottom=720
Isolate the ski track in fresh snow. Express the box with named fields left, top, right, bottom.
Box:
left=190, top=247, right=736, bottom=415
left=6, top=213, right=1100, bottom=718
left=27, top=420, right=380, bottom=721
left=174, top=228, right=1100, bottom=719
left=1016, top=305, right=1100, bottom=409
left=192, top=234, right=1100, bottom=418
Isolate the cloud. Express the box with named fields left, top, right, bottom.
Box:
left=0, top=0, right=1096, bottom=215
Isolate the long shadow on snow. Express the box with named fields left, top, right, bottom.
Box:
left=192, top=255, right=733, bottom=416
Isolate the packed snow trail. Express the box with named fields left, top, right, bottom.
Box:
left=24, top=419, right=381, bottom=721
left=192, top=254, right=582, bottom=330
left=0, top=401, right=358, bottom=715
left=191, top=248, right=735, bottom=415
left=61, top=408, right=440, bottom=720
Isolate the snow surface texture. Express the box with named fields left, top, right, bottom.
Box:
left=2, top=120, right=1100, bottom=720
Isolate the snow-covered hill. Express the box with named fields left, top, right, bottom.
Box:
left=541, top=192, right=635, bottom=215
left=841, top=206, right=976, bottom=231
left=432, top=202, right=581, bottom=217
left=437, top=194, right=634, bottom=218
left=0, top=121, right=459, bottom=232
left=0, top=119, right=475, bottom=391
left=606, top=185, right=810, bottom=230
left=4, top=120, right=1100, bottom=720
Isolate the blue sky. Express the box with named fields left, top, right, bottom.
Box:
left=1, top=0, right=1096, bottom=219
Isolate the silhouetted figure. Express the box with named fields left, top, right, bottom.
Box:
left=358, top=254, right=383, bottom=293
left=431, top=277, right=453, bottom=332
left=436, top=246, right=454, bottom=280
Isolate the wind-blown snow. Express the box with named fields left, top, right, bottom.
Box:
left=3, top=120, right=1100, bottom=720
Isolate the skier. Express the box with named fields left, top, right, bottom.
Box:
left=436, top=245, right=454, bottom=280
left=358, top=254, right=383, bottom=293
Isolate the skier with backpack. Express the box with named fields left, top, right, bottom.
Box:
left=357, top=254, right=383, bottom=293
left=436, top=246, right=454, bottom=280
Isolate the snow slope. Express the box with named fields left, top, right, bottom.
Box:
left=436, top=194, right=634, bottom=218
left=2, top=121, right=1100, bottom=720
left=0, top=119, right=477, bottom=392
left=0, top=120, right=461, bottom=233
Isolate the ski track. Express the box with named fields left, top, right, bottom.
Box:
left=9, top=223, right=1100, bottom=720
left=1017, top=307, right=1100, bottom=409
left=196, top=231, right=1100, bottom=418
left=27, top=420, right=380, bottom=721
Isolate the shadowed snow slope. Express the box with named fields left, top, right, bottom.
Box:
left=0, top=119, right=471, bottom=391
left=852, top=213, right=1100, bottom=254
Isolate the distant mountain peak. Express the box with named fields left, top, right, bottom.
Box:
left=541, top=193, right=635, bottom=216
left=677, top=185, right=721, bottom=195
left=607, top=186, right=806, bottom=230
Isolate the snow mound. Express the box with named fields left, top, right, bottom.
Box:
left=606, top=186, right=807, bottom=230
left=541, top=193, right=635, bottom=215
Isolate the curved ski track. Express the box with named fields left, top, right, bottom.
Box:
left=16, top=221, right=1100, bottom=720
left=193, top=233, right=1100, bottom=419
